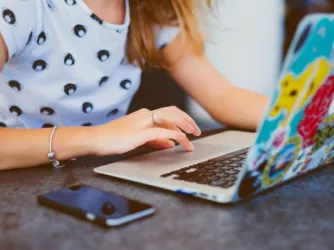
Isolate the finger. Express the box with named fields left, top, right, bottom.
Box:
left=175, top=109, right=202, bottom=136
left=155, top=107, right=201, bottom=136
left=158, top=123, right=182, bottom=132
left=142, top=128, right=194, bottom=152
left=153, top=107, right=199, bottom=136
left=136, top=108, right=155, bottom=128
left=145, top=139, right=175, bottom=150
left=157, top=125, right=191, bottom=149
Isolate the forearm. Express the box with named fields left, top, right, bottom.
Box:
left=168, top=54, right=269, bottom=131
left=211, top=86, right=269, bottom=131
left=0, top=126, right=93, bottom=170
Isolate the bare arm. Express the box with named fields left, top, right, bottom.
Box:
left=0, top=127, right=94, bottom=170
left=162, top=34, right=269, bottom=131
left=0, top=108, right=199, bottom=171
left=0, top=34, right=7, bottom=71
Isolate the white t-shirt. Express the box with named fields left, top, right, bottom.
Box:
left=0, top=0, right=179, bottom=128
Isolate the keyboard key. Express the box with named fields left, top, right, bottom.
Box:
left=221, top=182, right=234, bottom=188
left=212, top=180, right=229, bottom=186
left=216, top=173, right=230, bottom=178
left=212, top=168, right=223, bottom=174
left=198, top=179, right=211, bottom=184
left=226, top=169, right=240, bottom=175
left=228, top=176, right=238, bottom=182
left=230, top=163, right=242, bottom=167
left=221, top=165, right=234, bottom=171
left=208, top=176, right=221, bottom=181
left=204, top=165, right=216, bottom=170
left=212, top=163, right=225, bottom=167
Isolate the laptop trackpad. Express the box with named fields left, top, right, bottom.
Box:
left=131, top=141, right=245, bottom=166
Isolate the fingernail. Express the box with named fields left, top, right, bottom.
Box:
left=189, top=143, right=195, bottom=151
left=192, top=127, right=201, bottom=136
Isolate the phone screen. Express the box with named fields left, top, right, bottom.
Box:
left=37, top=185, right=155, bottom=227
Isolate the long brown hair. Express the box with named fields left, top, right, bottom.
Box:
left=127, top=0, right=211, bottom=70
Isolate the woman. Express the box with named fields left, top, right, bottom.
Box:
left=0, top=0, right=267, bottom=170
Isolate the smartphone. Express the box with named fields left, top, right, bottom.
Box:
left=37, top=185, right=156, bottom=227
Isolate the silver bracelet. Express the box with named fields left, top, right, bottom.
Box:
left=48, top=126, right=65, bottom=168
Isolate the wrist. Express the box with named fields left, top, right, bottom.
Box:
left=88, top=123, right=120, bottom=156
left=75, top=126, right=97, bottom=156
left=53, top=126, right=96, bottom=160
left=86, top=124, right=107, bottom=156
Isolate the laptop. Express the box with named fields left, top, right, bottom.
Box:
left=94, top=14, right=334, bottom=203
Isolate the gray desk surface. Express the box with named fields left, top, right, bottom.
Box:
left=1, top=130, right=334, bottom=250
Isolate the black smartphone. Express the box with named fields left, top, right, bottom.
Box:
left=37, top=185, right=156, bottom=227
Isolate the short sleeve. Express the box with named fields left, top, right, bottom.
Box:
left=155, top=26, right=181, bottom=50
left=0, top=0, right=38, bottom=59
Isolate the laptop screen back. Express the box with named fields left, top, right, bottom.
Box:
left=236, top=14, right=334, bottom=200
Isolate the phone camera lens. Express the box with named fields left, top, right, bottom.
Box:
left=68, top=185, right=82, bottom=191
left=102, top=202, right=115, bottom=215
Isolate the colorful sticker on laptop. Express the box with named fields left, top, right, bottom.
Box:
left=237, top=15, right=334, bottom=200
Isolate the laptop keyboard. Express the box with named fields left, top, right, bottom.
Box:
left=160, top=148, right=249, bottom=189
